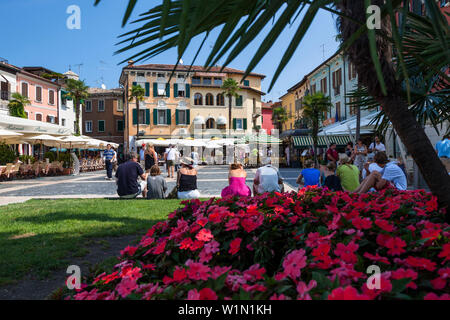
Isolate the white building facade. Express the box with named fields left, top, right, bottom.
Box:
left=0, top=60, right=18, bottom=116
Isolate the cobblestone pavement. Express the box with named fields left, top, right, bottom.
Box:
left=0, top=165, right=300, bottom=206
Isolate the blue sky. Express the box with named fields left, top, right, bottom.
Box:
left=1, top=0, right=340, bottom=101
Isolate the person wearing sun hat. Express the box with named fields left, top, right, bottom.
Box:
left=176, top=156, right=200, bottom=199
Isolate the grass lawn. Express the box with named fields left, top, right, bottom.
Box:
left=0, top=198, right=183, bottom=286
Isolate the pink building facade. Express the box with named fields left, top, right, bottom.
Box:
left=261, top=101, right=279, bottom=135
left=16, top=70, right=60, bottom=124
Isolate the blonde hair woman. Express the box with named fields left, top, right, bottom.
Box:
left=144, top=143, right=158, bottom=173
left=336, top=154, right=360, bottom=191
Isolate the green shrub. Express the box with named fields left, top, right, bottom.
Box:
left=0, top=144, right=16, bottom=165
left=44, top=152, right=56, bottom=162
left=19, top=155, right=36, bottom=164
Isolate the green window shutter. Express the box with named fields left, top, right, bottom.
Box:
left=186, top=84, right=190, bottom=98
left=153, top=83, right=158, bottom=97
left=236, top=95, right=243, bottom=106
left=233, top=118, right=237, bottom=130
left=145, top=109, right=150, bottom=125
left=153, top=109, right=158, bottom=125
left=99, top=121, right=105, bottom=132
left=166, top=109, right=171, bottom=125
left=243, top=118, right=247, bottom=130
left=186, top=109, right=190, bottom=124
left=117, top=120, right=124, bottom=132
left=243, top=80, right=249, bottom=86
left=165, top=83, right=170, bottom=97
left=175, top=109, right=179, bottom=125
left=132, top=108, right=137, bottom=125
left=174, top=83, right=178, bottom=97
left=145, top=82, right=150, bottom=96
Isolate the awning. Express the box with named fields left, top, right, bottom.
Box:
left=293, top=135, right=352, bottom=148
left=0, top=114, right=72, bottom=135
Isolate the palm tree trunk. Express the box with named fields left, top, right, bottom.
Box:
left=75, top=98, right=80, bottom=135
left=228, top=95, right=232, bottom=135
left=136, top=97, right=140, bottom=139
left=355, top=105, right=361, bottom=141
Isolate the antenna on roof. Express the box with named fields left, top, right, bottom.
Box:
left=74, top=63, right=83, bottom=77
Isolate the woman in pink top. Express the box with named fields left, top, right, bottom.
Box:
left=221, top=163, right=251, bottom=197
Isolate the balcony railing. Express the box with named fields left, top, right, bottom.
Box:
left=1, top=90, right=11, bottom=101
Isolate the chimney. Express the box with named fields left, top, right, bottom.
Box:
left=128, top=60, right=135, bottom=66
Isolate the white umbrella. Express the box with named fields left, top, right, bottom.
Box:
left=24, top=134, right=63, bottom=160
left=0, top=129, right=23, bottom=143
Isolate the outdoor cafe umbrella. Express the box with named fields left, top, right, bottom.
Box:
left=0, top=129, right=23, bottom=143
left=24, top=134, right=63, bottom=160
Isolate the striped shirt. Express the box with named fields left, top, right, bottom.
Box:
left=103, top=150, right=115, bottom=161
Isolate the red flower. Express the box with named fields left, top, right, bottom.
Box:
left=116, top=277, right=138, bottom=298
left=228, top=238, right=242, bottom=255
left=142, top=264, right=156, bottom=271
left=391, top=268, right=418, bottom=289
left=404, top=256, right=437, bottom=271
left=179, top=237, right=193, bottom=250
left=328, top=286, right=370, bottom=300
left=385, top=237, right=406, bottom=256
left=312, top=243, right=331, bottom=261
left=334, top=241, right=358, bottom=264
left=438, top=243, right=450, bottom=263
left=152, top=240, right=167, bottom=255
left=351, top=217, right=372, bottom=230
left=173, top=266, right=188, bottom=282
left=363, top=253, right=391, bottom=265
left=198, top=288, right=218, bottom=300
left=186, top=261, right=211, bottom=281
left=120, top=246, right=138, bottom=257
left=424, top=293, right=450, bottom=300
left=375, top=219, right=395, bottom=232
left=196, top=228, right=214, bottom=242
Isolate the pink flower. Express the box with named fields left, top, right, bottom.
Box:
left=243, top=264, right=266, bottom=281
left=328, top=286, right=370, bottom=300
left=296, top=280, right=317, bottom=300
left=187, top=289, right=200, bottom=300
left=375, top=219, right=395, bottom=232
left=438, top=243, right=450, bottom=263
left=385, top=237, right=406, bottom=256
left=424, top=293, right=450, bottom=300
left=186, top=261, right=211, bottom=281
left=282, top=249, right=307, bottom=279
left=363, top=252, right=391, bottom=265
left=228, top=238, right=242, bottom=255
left=430, top=277, right=446, bottom=290
left=351, top=217, right=372, bottom=230
left=198, top=288, right=218, bottom=300
left=391, top=268, right=418, bottom=289
left=334, top=241, right=359, bottom=264
left=116, top=277, right=138, bottom=298
left=120, top=246, right=138, bottom=257
left=199, top=240, right=220, bottom=263
left=196, top=228, right=214, bottom=242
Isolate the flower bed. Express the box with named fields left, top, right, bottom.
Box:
left=66, top=188, right=449, bottom=300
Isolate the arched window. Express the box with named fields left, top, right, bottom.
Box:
left=205, top=93, right=214, bottom=106
left=216, top=94, right=224, bottom=106
left=194, top=93, right=202, bottom=105
left=206, top=118, right=215, bottom=129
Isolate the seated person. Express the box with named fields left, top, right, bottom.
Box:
left=221, top=163, right=251, bottom=198
left=296, top=159, right=320, bottom=190
left=146, top=165, right=167, bottom=199
left=177, top=157, right=200, bottom=199
left=322, top=162, right=343, bottom=192
left=354, top=152, right=407, bottom=193
left=115, top=152, right=147, bottom=199
left=253, top=159, right=284, bottom=195
left=337, top=154, right=360, bottom=192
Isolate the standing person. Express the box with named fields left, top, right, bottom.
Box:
left=174, top=146, right=181, bottom=172
left=336, top=154, right=360, bottom=192
left=345, top=142, right=354, bottom=161
left=103, top=144, right=115, bottom=180
left=253, top=159, right=284, bottom=195
left=353, top=139, right=368, bottom=175
left=368, top=136, right=386, bottom=154
left=115, top=152, right=147, bottom=199
left=322, top=162, right=343, bottom=191
left=146, top=165, right=167, bottom=199
left=266, top=147, right=273, bottom=164
left=144, top=143, right=158, bottom=174
left=166, top=144, right=176, bottom=178
left=285, top=145, right=290, bottom=167
left=326, top=143, right=339, bottom=164
left=139, top=144, right=146, bottom=168
left=191, top=148, right=199, bottom=168
left=111, top=147, right=118, bottom=173
left=354, top=152, right=407, bottom=193
left=177, top=157, right=200, bottom=199
left=296, top=159, right=321, bottom=189
left=221, top=163, right=251, bottom=197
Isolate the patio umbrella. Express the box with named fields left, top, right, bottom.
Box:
left=0, top=129, right=23, bottom=143
left=24, top=134, right=63, bottom=160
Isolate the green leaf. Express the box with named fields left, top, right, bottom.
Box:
left=391, top=278, right=412, bottom=293
left=312, top=271, right=332, bottom=290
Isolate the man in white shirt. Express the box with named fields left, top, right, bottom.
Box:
left=165, top=145, right=176, bottom=178
left=253, top=159, right=284, bottom=195
left=368, top=136, right=386, bottom=154
left=355, top=152, right=407, bottom=193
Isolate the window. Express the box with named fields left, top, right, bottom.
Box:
left=49, top=90, right=55, bottom=105
left=35, top=86, right=42, bottom=102
left=117, top=120, right=124, bottom=132
left=177, top=83, right=186, bottom=97
left=348, top=63, right=357, bottom=80
left=21, top=82, right=28, bottom=97
left=311, top=84, right=316, bottom=94
left=85, top=101, right=92, bottom=112
left=138, top=110, right=147, bottom=125
left=36, top=113, right=42, bottom=121
left=235, top=119, right=243, bottom=130
left=332, top=68, right=342, bottom=96
left=62, top=118, right=66, bottom=127
left=157, top=73, right=165, bottom=78
left=98, top=120, right=105, bottom=132
left=47, top=115, right=55, bottom=124
left=1, top=81, right=8, bottom=100
left=157, top=83, right=166, bottom=96
left=192, top=77, right=201, bottom=85
left=320, top=77, right=327, bottom=94
left=216, top=94, right=224, bottom=106
left=205, top=93, right=214, bottom=105
left=243, top=79, right=250, bottom=86
left=62, top=96, right=67, bottom=106
left=236, top=95, right=243, bottom=107
left=158, top=109, right=167, bottom=125
left=206, top=118, right=215, bottom=129
left=117, top=99, right=124, bottom=111
left=85, top=120, right=92, bottom=133
left=178, top=110, right=187, bottom=125
left=214, top=78, right=222, bottom=85
left=336, top=102, right=341, bottom=121
left=194, top=93, right=203, bottom=105
left=203, top=77, right=212, bottom=85
left=98, top=100, right=105, bottom=112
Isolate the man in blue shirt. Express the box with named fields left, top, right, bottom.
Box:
left=436, top=138, right=450, bottom=158
left=103, top=144, right=115, bottom=180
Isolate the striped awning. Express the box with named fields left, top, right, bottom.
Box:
left=293, top=135, right=351, bottom=148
